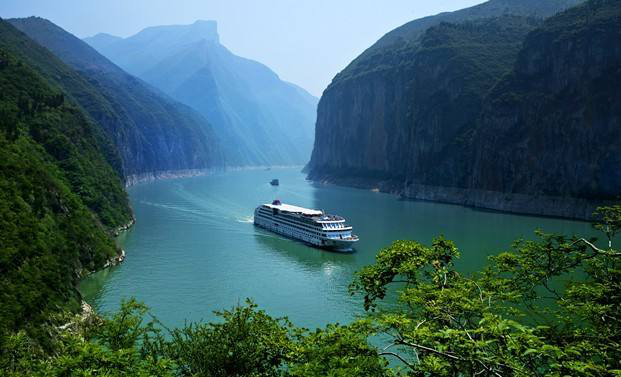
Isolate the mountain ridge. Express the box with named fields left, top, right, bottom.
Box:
left=85, top=20, right=318, bottom=167
left=7, top=17, right=223, bottom=180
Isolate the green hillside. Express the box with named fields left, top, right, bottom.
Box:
left=0, top=46, right=130, bottom=346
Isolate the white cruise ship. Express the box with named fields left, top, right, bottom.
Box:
left=254, top=200, right=359, bottom=251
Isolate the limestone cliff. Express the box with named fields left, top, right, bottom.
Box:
left=308, top=0, right=620, bottom=219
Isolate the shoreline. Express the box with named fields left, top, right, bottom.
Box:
left=307, top=174, right=609, bottom=221
left=124, top=165, right=304, bottom=188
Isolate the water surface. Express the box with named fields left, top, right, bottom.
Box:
left=80, top=168, right=595, bottom=329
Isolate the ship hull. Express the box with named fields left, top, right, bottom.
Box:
left=254, top=216, right=357, bottom=252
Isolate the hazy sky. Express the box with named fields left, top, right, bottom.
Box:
left=1, top=0, right=484, bottom=96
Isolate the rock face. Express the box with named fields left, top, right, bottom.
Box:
left=7, top=17, right=223, bottom=181
left=469, top=0, right=621, bottom=216
left=85, top=21, right=318, bottom=166
left=308, top=0, right=620, bottom=219
left=310, top=16, right=541, bottom=185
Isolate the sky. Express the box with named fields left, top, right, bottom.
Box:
left=1, top=0, right=485, bottom=97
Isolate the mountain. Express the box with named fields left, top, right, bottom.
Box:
left=85, top=21, right=318, bottom=166
left=337, top=0, right=583, bottom=82
left=5, top=17, right=222, bottom=183
left=469, top=0, right=621, bottom=216
left=0, top=44, right=131, bottom=344
left=306, top=0, right=620, bottom=219
left=309, top=15, right=541, bottom=184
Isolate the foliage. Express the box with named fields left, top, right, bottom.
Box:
left=0, top=47, right=130, bottom=351
left=288, top=322, right=388, bottom=377
left=1, top=300, right=174, bottom=376
left=152, top=299, right=295, bottom=377
left=593, top=204, right=621, bottom=248
left=0, top=299, right=389, bottom=376
left=350, top=206, right=621, bottom=376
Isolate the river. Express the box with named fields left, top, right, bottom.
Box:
left=80, top=167, right=595, bottom=329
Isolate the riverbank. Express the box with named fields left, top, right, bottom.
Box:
left=307, top=174, right=610, bottom=221
left=124, top=165, right=303, bottom=188
left=125, top=168, right=220, bottom=187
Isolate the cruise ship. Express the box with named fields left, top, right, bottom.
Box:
left=254, top=200, right=359, bottom=251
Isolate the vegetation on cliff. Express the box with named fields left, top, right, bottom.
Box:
left=0, top=47, right=130, bottom=350
left=309, top=15, right=541, bottom=185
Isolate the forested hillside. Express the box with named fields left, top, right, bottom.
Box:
left=3, top=18, right=223, bottom=182
left=0, top=47, right=130, bottom=345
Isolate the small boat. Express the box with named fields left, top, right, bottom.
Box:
left=254, top=200, right=359, bottom=252
left=270, top=179, right=279, bottom=186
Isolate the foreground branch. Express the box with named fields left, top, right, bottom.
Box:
left=572, top=238, right=621, bottom=257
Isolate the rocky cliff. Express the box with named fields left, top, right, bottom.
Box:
left=308, top=0, right=619, bottom=219
left=6, top=18, right=223, bottom=182
left=309, top=16, right=541, bottom=185
left=468, top=0, right=621, bottom=217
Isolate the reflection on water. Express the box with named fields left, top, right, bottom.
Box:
left=79, top=167, right=596, bottom=330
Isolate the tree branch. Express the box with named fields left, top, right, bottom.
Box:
left=396, top=339, right=462, bottom=361
left=378, top=351, right=416, bottom=369
left=571, top=238, right=621, bottom=256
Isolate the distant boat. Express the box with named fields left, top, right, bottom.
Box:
left=270, top=179, right=279, bottom=186
left=254, top=200, right=359, bottom=252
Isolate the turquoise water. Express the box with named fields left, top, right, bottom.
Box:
left=80, top=167, right=595, bottom=329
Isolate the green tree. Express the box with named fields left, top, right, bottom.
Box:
left=351, top=206, right=621, bottom=376
left=288, top=322, right=388, bottom=377
left=149, top=299, right=295, bottom=377
left=0, top=300, right=174, bottom=376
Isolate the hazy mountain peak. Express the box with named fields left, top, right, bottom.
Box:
left=85, top=32, right=122, bottom=48
left=85, top=19, right=318, bottom=166
left=130, top=19, right=219, bottom=46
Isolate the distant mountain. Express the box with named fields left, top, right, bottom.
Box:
left=85, top=21, right=318, bottom=166
left=5, top=17, right=222, bottom=182
left=307, top=0, right=620, bottom=219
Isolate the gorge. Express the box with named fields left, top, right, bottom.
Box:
left=1, top=0, right=620, bottom=374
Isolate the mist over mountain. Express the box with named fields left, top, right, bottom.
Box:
left=85, top=21, right=318, bottom=167
left=307, top=0, right=621, bottom=219
left=6, top=17, right=223, bottom=183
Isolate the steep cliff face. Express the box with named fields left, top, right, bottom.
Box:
left=309, top=15, right=541, bottom=185
left=308, top=0, right=620, bottom=219
left=468, top=0, right=621, bottom=216
left=85, top=21, right=318, bottom=167
left=5, top=18, right=223, bottom=181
